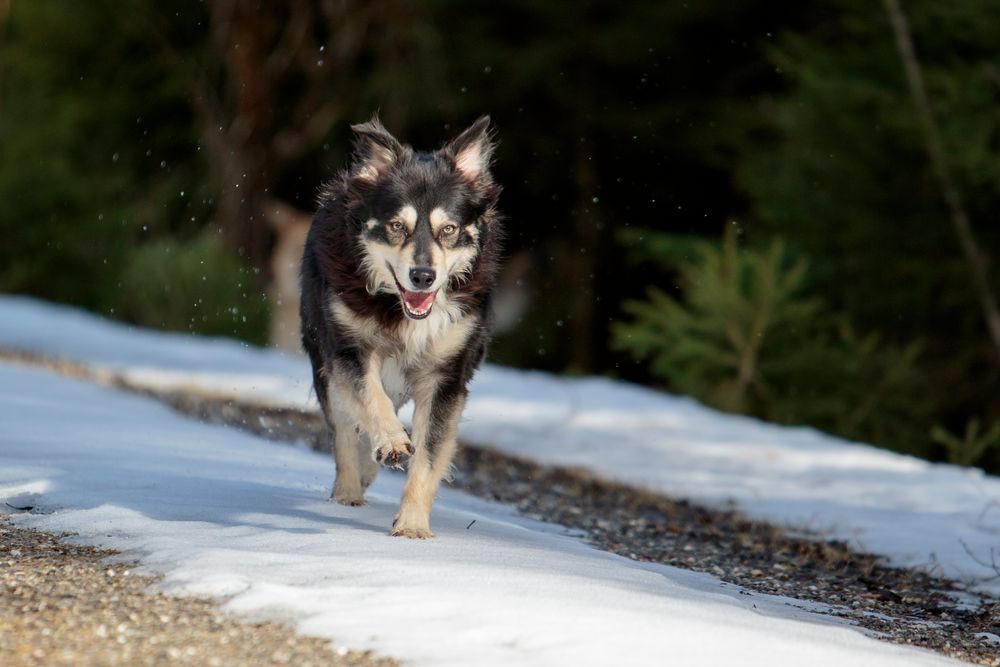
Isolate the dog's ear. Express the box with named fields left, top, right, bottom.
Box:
left=350, top=117, right=404, bottom=182
left=444, top=116, right=495, bottom=182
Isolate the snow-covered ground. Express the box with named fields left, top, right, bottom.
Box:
left=1, top=295, right=998, bottom=596
left=0, top=359, right=961, bottom=666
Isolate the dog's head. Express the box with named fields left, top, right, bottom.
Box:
left=344, top=116, right=499, bottom=320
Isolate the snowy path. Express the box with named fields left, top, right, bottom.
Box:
left=0, top=362, right=962, bottom=666
left=1, top=295, right=998, bottom=595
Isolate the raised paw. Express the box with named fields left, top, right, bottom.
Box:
left=374, top=436, right=414, bottom=470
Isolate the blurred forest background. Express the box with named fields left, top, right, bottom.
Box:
left=2, top=1, right=999, bottom=470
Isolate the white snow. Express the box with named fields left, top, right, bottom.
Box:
left=1, top=295, right=999, bottom=596
left=463, top=369, right=1000, bottom=593
left=0, top=361, right=960, bottom=666
left=0, top=294, right=311, bottom=407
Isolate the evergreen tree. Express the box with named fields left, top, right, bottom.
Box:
left=613, top=228, right=930, bottom=452
left=732, top=0, right=1000, bottom=446
left=0, top=1, right=201, bottom=310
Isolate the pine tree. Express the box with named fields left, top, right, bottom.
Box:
left=613, top=229, right=930, bottom=451
left=731, top=0, right=1000, bottom=452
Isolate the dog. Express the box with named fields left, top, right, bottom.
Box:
left=299, top=116, right=502, bottom=538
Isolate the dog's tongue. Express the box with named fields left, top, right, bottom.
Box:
left=403, top=289, right=436, bottom=312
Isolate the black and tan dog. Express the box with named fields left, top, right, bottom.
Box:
left=300, top=117, right=502, bottom=538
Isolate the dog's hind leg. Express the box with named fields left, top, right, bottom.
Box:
left=358, top=432, right=379, bottom=492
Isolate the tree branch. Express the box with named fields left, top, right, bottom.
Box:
left=883, top=0, right=1000, bottom=362
left=263, top=1, right=314, bottom=84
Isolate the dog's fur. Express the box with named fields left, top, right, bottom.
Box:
left=300, top=116, right=502, bottom=538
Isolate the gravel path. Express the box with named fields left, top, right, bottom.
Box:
left=160, top=390, right=1000, bottom=667
left=0, top=516, right=395, bottom=667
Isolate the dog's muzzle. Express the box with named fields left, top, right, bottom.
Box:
left=396, top=280, right=437, bottom=320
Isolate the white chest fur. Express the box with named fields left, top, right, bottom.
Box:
left=330, top=293, right=478, bottom=404
left=380, top=356, right=410, bottom=410
left=396, top=295, right=466, bottom=364
left=382, top=303, right=476, bottom=407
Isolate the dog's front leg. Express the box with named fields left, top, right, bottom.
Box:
left=392, top=376, right=466, bottom=538
left=329, top=350, right=413, bottom=470
left=328, top=407, right=366, bottom=506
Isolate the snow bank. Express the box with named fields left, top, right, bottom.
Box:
left=0, top=294, right=312, bottom=407
left=0, top=362, right=959, bottom=666
left=1, top=294, right=998, bottom=594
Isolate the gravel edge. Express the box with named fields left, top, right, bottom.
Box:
left=0, top=515, right=396, bottom=667
left=162, top=388, right=1000, bottom=666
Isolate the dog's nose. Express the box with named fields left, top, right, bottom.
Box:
left=409, top=267, right=436, bottom=290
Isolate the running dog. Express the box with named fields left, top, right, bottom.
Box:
left=300, top=116, right=502, bottom=538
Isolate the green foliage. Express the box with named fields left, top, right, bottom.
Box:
left=0, top=3, right=127, bottom=306
left=2, top=0, right=998, bottom=472
left=614, top=229, right=818, bottom=414
left=117, top=234, right=269, bottom=345
left=733, top=0, right=1000, bottom=418
left=931, top=420, right=1000, bottom=468
left=0, top=1, right=255, bottom=339
left=613, top=230, right=931, bottom=450
left=832, top=327, right=928, bottom=447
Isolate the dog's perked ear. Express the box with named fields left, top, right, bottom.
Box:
left=350, top=117, right=405, bottom=183
left=444, top=115, right=495, bottom=182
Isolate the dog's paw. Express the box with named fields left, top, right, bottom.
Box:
left=373, top=435, right=414, bottom=470
left=331, top=483, right=366, bottom=507
left=332, top=494, right=366, bottom=507
left=391, top=525, right=435, bottom=539
left=391, top=511, right=434, bottom=539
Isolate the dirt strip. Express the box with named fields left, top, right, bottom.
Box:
left=0, top=516, right=395, bottom=667
left=2, top=350, right=1000, bottom=665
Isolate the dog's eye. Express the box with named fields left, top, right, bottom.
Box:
left=440, top=224, right=457, bottom=235
left=390, top=221, right=406, bottom=233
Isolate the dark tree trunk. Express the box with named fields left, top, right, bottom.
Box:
left=185, top=0, right=428, bottom=273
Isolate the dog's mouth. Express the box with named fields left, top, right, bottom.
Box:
left=395, top=280, right=437, bottom=320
